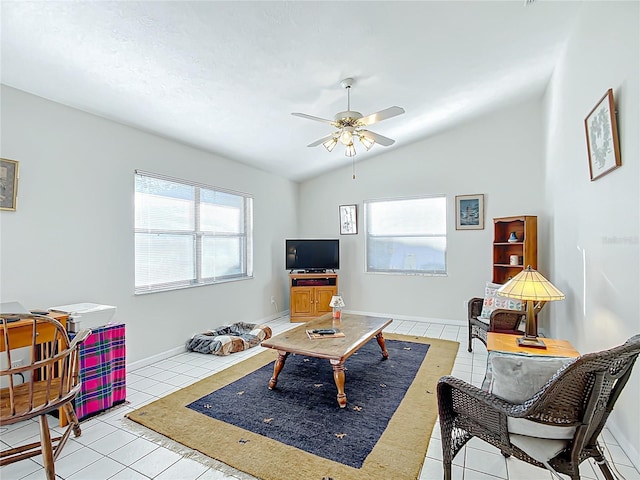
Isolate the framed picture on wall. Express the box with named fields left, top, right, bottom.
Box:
left=0, top=158, right=19, bottom=211
left=585, top=88, right=621, bottom=181
left=339, top=204, right=357, bottom=235
left=455, top=194, right=484, bottom=230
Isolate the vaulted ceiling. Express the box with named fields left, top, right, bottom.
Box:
left=1, top=1, right=580, bottom=181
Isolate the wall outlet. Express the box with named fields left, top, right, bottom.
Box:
left=11, top=359, right=24, bottom=368
left=270, top=296, right=276, bottom=305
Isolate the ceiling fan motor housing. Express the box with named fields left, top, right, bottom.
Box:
left=334, top=111, right=363, bottom=125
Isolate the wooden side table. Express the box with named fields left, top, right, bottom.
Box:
left=487, top=332, right=580, bottom=357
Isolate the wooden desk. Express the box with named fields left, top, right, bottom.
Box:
left=487, top=332, right=579, bottom=357
left=0, top=312, right=68, bottom=352
left=1, top=312, right=69, bottom=426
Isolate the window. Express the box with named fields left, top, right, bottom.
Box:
left=134, top=170, right=253, bottom=294
left=364, top=195, right=447, bottom=275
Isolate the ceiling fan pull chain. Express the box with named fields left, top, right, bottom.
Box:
left=352, top=156, right=356, bottom=180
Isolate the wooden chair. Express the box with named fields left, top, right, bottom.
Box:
left=0, top=314, right=91, bottom=480
left=438, top=334, right=640, bottom=480
left=467, top=297, right=525, bottom=352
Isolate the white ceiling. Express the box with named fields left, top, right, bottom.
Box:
left=1, top=1, right=580, bottom=182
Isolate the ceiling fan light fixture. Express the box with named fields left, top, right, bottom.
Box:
left=345, top=142, right=356, bottom=157
left=359, top=134, right=375, bottom=151
left=339, top=127, right=354, bottom=145
left=322, top=137, right=338, bottom=152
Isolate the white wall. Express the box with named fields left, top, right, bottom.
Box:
left=298, top=97, right=546, bottom=322
left=543, top=1, right=640, bottom=466
left=0, top=86, right=298, bottom=364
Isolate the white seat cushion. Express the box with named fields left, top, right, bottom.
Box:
left=510, top=434, right=569, bottom=463
left=507, top=418, right=577, bottom=439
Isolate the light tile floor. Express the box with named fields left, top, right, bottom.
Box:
left=2, top=316, right=638, bottom=480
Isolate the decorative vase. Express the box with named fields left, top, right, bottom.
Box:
left=508, top=232, right=518, bottom=243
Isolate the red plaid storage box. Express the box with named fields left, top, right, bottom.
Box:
left=72, top=323, right=126, bottom=420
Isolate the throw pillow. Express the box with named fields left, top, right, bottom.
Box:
left=489, top=351, right=575, bottom=403
left=488, top=351, right=577, bottom=439
left=480, top=282, right=524, bottom=319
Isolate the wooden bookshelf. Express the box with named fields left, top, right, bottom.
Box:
left=492, top=216, right=537, bottom=284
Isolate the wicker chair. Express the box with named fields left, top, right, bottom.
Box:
left=467, top=297, right=526, bottom=352
left=0, top=314, right=91, bottom=480
left=437, top=334, right=640, bottom=480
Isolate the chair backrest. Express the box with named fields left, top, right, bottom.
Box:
left=0, top=314, right=90, bottom=425
left=524, top=334, right=640, bottom=455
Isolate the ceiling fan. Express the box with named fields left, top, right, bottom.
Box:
left=292, top=78, right=405, bottom=158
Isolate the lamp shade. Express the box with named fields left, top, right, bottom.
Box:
left=329, top=295, right=345, bottom=308
left=496, top=266, right=565, bottom=301
left=344, top=142, right=356, bottom=157
left=322, top=137, right=338, bottom=152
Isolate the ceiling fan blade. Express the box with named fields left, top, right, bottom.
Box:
left=358, top=106, right=405, bottom=126
left=307, top=133, right=336, bottom=147
left=361, top=130, right=395, bottom=147
left=292, top=112, right=338, bottom=126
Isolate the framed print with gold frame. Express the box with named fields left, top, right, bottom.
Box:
left=0, top=158, right=19, bottom=211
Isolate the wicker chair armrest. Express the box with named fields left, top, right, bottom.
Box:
left=489, top=309, right=525, bottom=332
left=440, top=375, right=553, bottom=418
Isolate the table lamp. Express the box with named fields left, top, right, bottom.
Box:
left=496, top=266, right=565, bottom=349
left=329, top=295, right=345, bottom=321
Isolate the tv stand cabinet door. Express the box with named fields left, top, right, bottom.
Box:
left=290, top=287, right=314, bottom=319
left=315, top=286, right=336, bottom=316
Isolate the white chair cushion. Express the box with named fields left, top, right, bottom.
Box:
left=507, top=418, right=577, bottom=439
left=510, top=434, right=569, bottom=463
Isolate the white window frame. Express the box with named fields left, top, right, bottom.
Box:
left=134, top=170, right=253, bottom=294
left=364, top=195, right=447, bottom=275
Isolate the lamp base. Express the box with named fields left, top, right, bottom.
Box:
left=517, top=336, right=547, bottom=349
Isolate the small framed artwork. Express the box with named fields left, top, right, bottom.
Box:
left=585, top=88, right=621, bottom=181
left=339, top=204, right=357, bottom=235
left=0, top=158, right=19, bottom=211
left=455, top=194, right=484, bottom=230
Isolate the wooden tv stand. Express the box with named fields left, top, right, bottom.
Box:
left=289, top=272, right=338, bottom=322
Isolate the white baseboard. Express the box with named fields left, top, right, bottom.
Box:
left=127, top=310, right=290, bottom=372
left=345, top=309, right=466, bottom=328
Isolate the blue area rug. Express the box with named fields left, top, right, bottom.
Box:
left=186, top=339, right=429, bottom=468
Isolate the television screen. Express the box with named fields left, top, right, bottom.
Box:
left=285, top=239, right=339, bottom=272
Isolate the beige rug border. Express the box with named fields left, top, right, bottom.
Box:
left=126, top=334, right=458, bottom=480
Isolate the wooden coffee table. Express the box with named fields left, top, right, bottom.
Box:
left=260, top=313, right=392, bottom=408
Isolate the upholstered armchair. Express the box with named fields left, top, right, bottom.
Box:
left=467, top=296, right=525, bottom=352
left=438, top=334, right=640, bottom=480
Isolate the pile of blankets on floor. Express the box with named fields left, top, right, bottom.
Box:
left=186, top=322, right=272, bottom=356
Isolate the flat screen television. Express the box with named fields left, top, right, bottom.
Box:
left=285, top=239, right=339, bottom=273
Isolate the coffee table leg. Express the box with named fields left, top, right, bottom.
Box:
left=376, top=332, right=390, bottom=360
left=330, top=360, right=347, bottom=408
left=268, top=351, right=289, bottom=389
